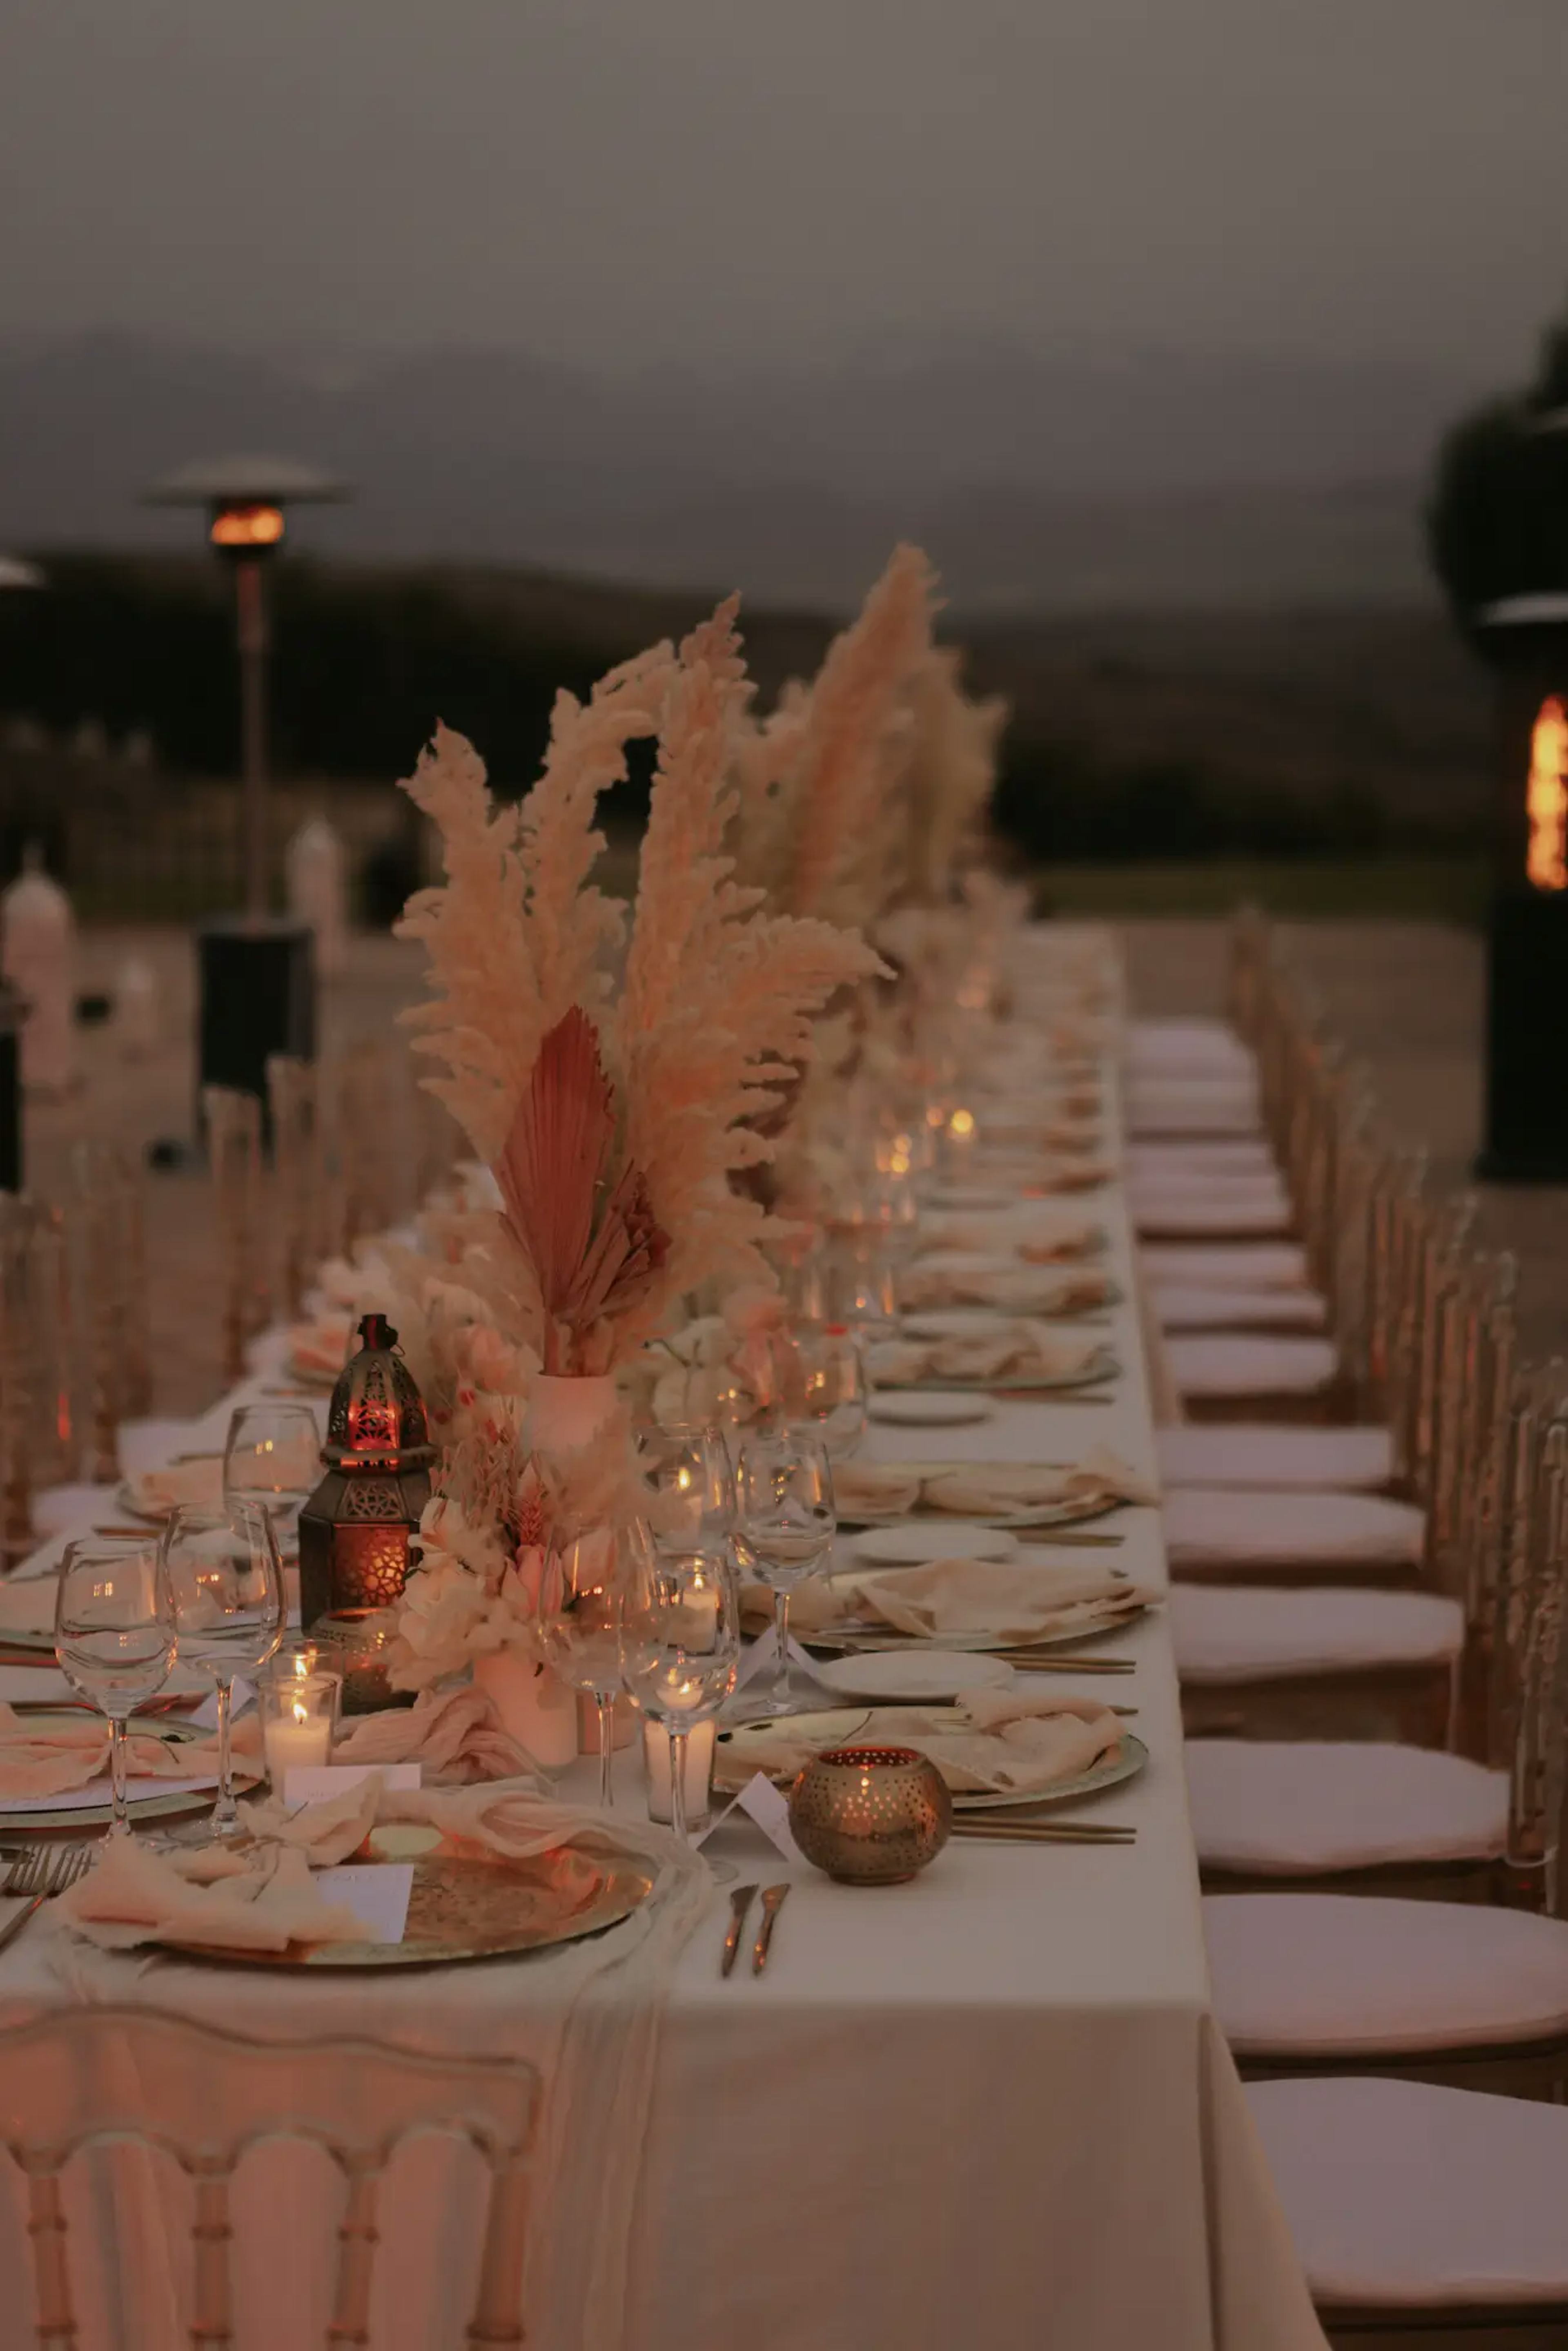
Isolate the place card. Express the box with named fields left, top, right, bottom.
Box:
left=316, top=1863, right=413, bottom=1945
left=697, top=1771, right=801, bottom=1862
left=282, top=1762, right=422, bottom=1808
left=190, top=1677, right=255, bottom=1731
left=735, top=1628, right=820, bottom=1690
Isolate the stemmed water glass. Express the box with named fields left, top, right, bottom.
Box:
left=733, top=1426, right=836, bottom=1718
left=223, top=1402, right=320, bottom=1552
left=54, top=1536, right=178, bottom=1840
left=618, top=1541, right=742, bottom=1842
left=160, top=1500, right=286, bottom=1841
left=791, top=1324, right=869, bottom=1461
left=635, top=1421, right=738, bottom=1549
left=535, top=1520, right=655, bottom=1810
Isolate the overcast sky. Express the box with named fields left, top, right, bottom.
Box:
left=2, top=0, right=1565, bottom=383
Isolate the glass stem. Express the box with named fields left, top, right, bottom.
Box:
left=597, top=1695, right=616, bottom=1810
left=107, top=1715, right=130, bottom=1839
left=774, top=1589, right=793, bottom=1702
left=669, top=1729, right=689, bottom=1843
left=211, top=1676, right=239, bottom=1838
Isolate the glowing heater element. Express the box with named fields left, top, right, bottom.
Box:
left=1526, top=695, right=1568, bottom=893
left=209, top=502, right=285, bottom=551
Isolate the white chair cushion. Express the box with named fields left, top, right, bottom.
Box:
left=1205, top=1894, right=1568, bottom=2057
left=1138, top=1194, right=1292, bottom=1240
left=1168, top=1334, right=1338, bottom=1398
left=1129, top=1141, right=1276, bottom=1181
left=1165, top=1487, right=1424, bottom=1574
left=1171, top=1585, right=1462, bottom=1683
left=1154, top=1284, right=1327, bottom=1333
left=1157, top=1424, right=1394, bottom=1491
left=1127, top=1018, right=1254, bottom=1080
left=1140, top=1242, right=1309, bottom=1292
left=1247, top=2075, right=1568, bottom=2308
left=1186, top=1740, right=1506, bottom=1874
left=1127, top=1088, right=1263, bottom=1141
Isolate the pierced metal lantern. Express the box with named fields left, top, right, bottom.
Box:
left=297, top=1313, right=434, bottom=1626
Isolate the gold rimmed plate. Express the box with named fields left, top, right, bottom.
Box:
left=715, top=1710, right=1147, bottom=1812
left=165, top=1844, right=655, bottom=1970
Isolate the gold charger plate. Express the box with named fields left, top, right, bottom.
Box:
left=165, top=1843, right=655, bottom=1971
left=833, top=1483, right=1125, bottom=1535
left=716, top=1709, right=1148, bottom=1811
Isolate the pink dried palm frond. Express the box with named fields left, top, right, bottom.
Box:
left=396, top=724, right=544, bottom=1158
left=616, top=605, right=887, bottom=1334
left=788, top=543, right=940, bottom=924
left=395, top=642, right=675, bottom=1161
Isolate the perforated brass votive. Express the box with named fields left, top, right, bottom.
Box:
left=787, top=1745, right=951, bottom=1885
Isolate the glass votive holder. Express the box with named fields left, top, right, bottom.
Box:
left=258, top=1669, right=341, bottom=1789
left=642, top=1719, right=716, bottom=1832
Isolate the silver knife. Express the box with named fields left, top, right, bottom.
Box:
left=721, top=1881, right=759, bottom=1977
left=752, top=1881, right=792, bottom=1976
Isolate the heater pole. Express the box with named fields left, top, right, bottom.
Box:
left=234, top=555, right=270, bottom=923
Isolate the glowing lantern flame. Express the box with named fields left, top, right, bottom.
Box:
left=1526, top=695, right=1568, bottom=893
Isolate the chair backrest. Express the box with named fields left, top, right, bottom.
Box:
left=0, top=2003, right=540, bottom=2351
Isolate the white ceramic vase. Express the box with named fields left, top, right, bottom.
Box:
left=472, top=1647, right=578, bottom=1772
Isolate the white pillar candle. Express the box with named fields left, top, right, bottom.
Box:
left=263, top=1700, right=333, bottom=1784
left=642, top=1719, right=716, bottom=1828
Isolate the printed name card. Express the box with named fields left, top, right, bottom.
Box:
left=316, top=1863, right=414, bottom=1945
left=697, top=1771, right=801, bottom=1862
left=282, top=1762, right=423, bottom=1808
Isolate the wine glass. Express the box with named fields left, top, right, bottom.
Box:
left=160, top=1501, right=286, bottom=1841
left=733, top=1427, right=836, bottom=1717
left=792, top=1324, right=869, bottom=1460
left=54, top=1537, right=178, bottom=1840
left=618, top=1541, right=741, bottom=1842
left=635, top=1420, right=738, bottom=1549
left=223, top=1402, right=320, bottom=1551
left=535, top=1520, right=654, bottom=1810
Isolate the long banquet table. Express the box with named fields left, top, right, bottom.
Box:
left=0, top=934, right=1327, bottom=2350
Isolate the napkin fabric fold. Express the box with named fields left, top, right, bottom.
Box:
left=724, top=1688, right=1125, bottom=1796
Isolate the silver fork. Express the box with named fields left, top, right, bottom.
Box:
left=0, top=1844, right=93, bottom=1957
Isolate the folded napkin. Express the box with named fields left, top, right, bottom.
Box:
left=0, top=1701, right=256, bottom=1803
left=286, top=1313, right=353, bottom=1383
left=829, top=1462, right=925, bottom=1520
left=125, top=1456, right=225, bottom=1520
left=723, top=1689, right=1125, bottom=1798
left=786, top=1553, right=1150, bottom=1643
left=332, top=1684, right=539, bottom=1785
left=866, top=1328, right=1110, bottom=1389
left=920, top=1211, right=1100, bottom=1261
left=901, top=1261, right=1114, bottom=1314
left=922, top=1447, right=1158, bottom=1515
left=57, top=1836, right=368, bottom=1954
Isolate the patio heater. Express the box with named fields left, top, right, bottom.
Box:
left=0, top=553, right=44, bottom=1191
left=143, top=457, right=349, bottom=1113
left=1475, top=592, right=1568, bottom=1178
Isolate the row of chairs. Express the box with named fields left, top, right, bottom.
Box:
left=1131, top=914, right=1568, bottom=2342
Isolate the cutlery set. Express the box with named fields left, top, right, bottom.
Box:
left=0, top=1843, right=92, bottom=1956
left=720, top=1880, right=792, bottom=1977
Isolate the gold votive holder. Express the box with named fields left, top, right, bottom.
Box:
left=787, top=1744, right=951, bottom=1885
left=311, top=1609, right=414, bottom=1716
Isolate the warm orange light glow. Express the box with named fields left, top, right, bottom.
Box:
left=1526, top=695, right=1568, bottom=892
left=948, top=1107, right=976, bottom=1139
left=209, top=502, right=285, bottom=550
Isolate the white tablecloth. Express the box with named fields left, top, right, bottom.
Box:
left=0, top=943, right=1325, bottom=2350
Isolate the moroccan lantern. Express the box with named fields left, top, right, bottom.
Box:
left=297, top=1313, right=434, bottom=1627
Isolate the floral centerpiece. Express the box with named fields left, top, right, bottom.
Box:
left=383, top=599, right=884, bottom=1754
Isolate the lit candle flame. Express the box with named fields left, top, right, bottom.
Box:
left=1527, top=696, right=1568, bottom=893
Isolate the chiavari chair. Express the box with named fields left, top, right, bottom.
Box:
left=0, top=2006, right=541, bottom=2351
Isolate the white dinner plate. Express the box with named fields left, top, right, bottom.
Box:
left=813, top=1650, right=1017, bottom=1703
left=713, top=1710, right=1147, bottom=1811
left=852, top=1522, right=1020, bottom=1567
left=867, top=1391, right=995, bottom=1428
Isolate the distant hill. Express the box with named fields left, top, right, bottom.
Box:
left=0, top=331, right=1464, bottom=612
